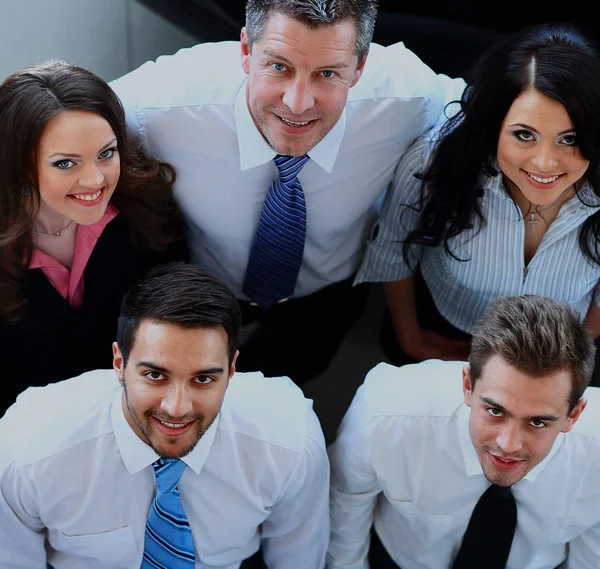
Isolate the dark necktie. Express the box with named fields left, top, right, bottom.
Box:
left=242, top=154, right=310, bottom=309
left=451, top=484, right=517, bottom=569
left=141, top=458, right=195, bottom=568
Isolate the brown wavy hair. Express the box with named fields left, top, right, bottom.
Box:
left=0, top=59, right=183, bottom=320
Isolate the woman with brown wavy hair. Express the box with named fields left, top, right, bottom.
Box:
left=0, top=59, right=188, bottom=415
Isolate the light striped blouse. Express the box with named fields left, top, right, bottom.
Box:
left=355, top=133, right=600, bottom=332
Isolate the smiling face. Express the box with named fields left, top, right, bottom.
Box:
left=463, top=355, right=586, bottom=487
left=113, top=320, right=237, bottom=458
left=36, top=109, right=120, bottom=227
left=240, top=12, right=366, bottom=157
left=497, top=88, right=589, bottom=207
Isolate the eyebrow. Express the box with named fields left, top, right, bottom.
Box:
left=262, top=47, right=350, bottom=69
left=507, top=123, right=575, bottom=136
left=136, top=361, right=225, bottom=376
left=479, top=396, right=560, bottom=422
left=48, top=137, right=117, bottom=159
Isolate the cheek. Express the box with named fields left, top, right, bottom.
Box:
left=565, top=154, right=589, bottom=176
left=108, top=161, right=121, bottom=187
left=496, top=139, right=523, bottom=171
left=195, top=386, right=226, bottom=414
left=38, top=171, right=69, bottom=203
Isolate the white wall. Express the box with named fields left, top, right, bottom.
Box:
left=0, top=0, right=199, bottom=82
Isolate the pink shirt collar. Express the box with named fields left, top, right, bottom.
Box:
left=29, top=204, right=119, bottom=309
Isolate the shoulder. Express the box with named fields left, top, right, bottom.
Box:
left=218, top=372, right=318, bottom=454
left=360, top=360, right=466, bottom=419
left=110, top=41, right=246, bottom=109
left=348, top=41, right=450, bottom=102
left=0, top=370, right=119, bottom=466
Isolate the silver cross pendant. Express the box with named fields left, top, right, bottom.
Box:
left=527, top=213, right=537, bottom=231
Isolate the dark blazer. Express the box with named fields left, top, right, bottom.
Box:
left=0, top=214, right=188, bottom=416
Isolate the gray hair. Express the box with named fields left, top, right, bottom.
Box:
left=245, top=0, right=379, bottom=61
left=469, top=295, right=596, bottom=412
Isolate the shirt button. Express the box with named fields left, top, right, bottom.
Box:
left=250, top=302, right=259, bottom=307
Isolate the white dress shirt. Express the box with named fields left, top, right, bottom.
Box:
left=109, top=41, right=465, bottom=299
left=355, top=133, right=600, bottom=330
left=327, top=360, right=600, bottom=569
left=0, top=370, right=330, bottom=569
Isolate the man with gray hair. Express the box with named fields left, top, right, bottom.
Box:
left=110, top=0, right=465, bottom=385
left=328, top=295, right=600, bottom=569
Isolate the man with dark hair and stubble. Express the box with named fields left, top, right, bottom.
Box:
left=0, top=262, right=330, bottom=569
left=328, top=295, right=600, bottom=569
left=109, top=0, right=466, bottom=386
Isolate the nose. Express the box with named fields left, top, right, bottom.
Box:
left=160, top=383, right=193, bottom=419
left=78, top=162, right=104, bottom=189
left=496, top=422, right=523, bottom=455
left=531, top=143, right=559, bottom=173
left=282, top=75, right=315, bottom=116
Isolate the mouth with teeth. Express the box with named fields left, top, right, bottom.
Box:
left=524, top=170, right=563, bottom=184
left=68, top=187, right=104, bottom=205
left=278, top=116, right=314, bottom=127
left=153, top=416, right=196, bottom=436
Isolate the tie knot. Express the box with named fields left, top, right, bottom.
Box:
left=152, top=458, right=187, bottom=495
left=274, top=154, right=309, bottom=181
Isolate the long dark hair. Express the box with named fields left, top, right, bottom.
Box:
left=0, top=59, right=183, bottom=318
left=403, top=23, right=600, bottom=267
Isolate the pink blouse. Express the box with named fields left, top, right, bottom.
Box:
left=29, top=204, right=119, bottom=309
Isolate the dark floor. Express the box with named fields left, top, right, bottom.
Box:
left=301, top=284, right=388, bottom=445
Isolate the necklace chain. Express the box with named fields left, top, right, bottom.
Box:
left=34, top=219, right=74, bottom=237
left=523, top=186, right=576, bottom=232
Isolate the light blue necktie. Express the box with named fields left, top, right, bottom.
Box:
left=242, top=154, right=310, bottom=309
left=141, top=458, right=195, bottom=569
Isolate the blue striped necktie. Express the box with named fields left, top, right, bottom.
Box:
left=242, top=154, right=310, bottom=309
left=141, top=458, right=195, bottom=569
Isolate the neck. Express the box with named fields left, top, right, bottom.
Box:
left=34, top=204, right=74, bottom=236
left=503, top=175, right=576, bottom=213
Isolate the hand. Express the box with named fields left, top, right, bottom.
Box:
left=400, top=329, right=471, bottom=362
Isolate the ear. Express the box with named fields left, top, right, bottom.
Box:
left=240, top=27, right=251, bottom=74
left=462, top=365, right=473, bottom=407
left=229, top=350, right=240, bottom=379
left=562, top=397, right=587, bottom=433
left=113, top=342, right=125, bottom=386
left=350, top=51, right=368, bottom=88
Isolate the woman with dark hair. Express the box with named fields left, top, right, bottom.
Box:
left=356, top=22, right=600, bottom=381
left=0, top=60, right=187, bottom=414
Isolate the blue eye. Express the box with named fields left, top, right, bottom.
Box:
left=272, top=63, right=286, bottom=71
left=321, top=70, right=335, bottom=78
left=99, top=147, right=117, bottom=159
left=52, top=159, right=75, bottom=170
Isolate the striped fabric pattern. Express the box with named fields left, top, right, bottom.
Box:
left=141, top=458, right=195, bottom=569
left=242, top=154, right=310, bottom=309
left=355, top=133, right=600, bottom=332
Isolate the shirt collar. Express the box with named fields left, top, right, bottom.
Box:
left=234, top=77, right=347, bottom=173
left=456, top=402, right=565, bottom=483
left=28, top=203, right=119, bottom=270
left=110, top=386, right=219, bottom=476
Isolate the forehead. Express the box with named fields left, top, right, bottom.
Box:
left=502, top=88, right=573, bottom=132
left=254, top=12, right=358, bottom=65
left=129, top=320, right=230, bottom=363
left=474, top=355, right=572, bottom=417
left=39, top=110, right=115, bottom=153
